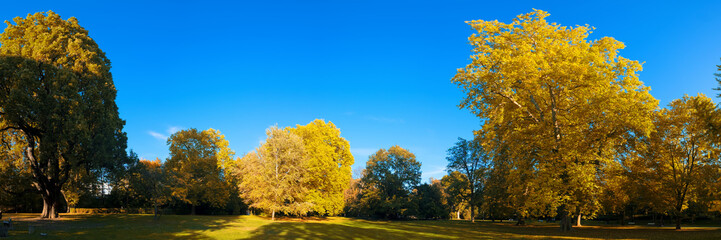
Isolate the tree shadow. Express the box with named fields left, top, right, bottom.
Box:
left=4, top=213, right=241, bottom=239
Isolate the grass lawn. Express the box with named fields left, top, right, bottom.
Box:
left=3, top=213, right=721, bottom=239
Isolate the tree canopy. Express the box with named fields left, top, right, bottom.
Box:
left=0, top=11, right=127, bottom=218
left=452, top=9, right=658, bottom=230
left=289, top=119, right=354, bottom=216
left=165, top=128, right=234, bottom=215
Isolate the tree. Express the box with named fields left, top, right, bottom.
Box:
left=643, top=94, right=719, bottom=230
left=446, top=137, right=489, bottom=222
left=452, top=10, right=658, bottom=231
left=0, top=11, right=128, bottom=219
left=409, top=179, right=450, bottom=219
left=359, top=146, right=421, bottom=219
left=165, top=128, right=234, bottom=215
left=288, top=119, right=354, bottom=216
left=126, top=158, right=169, bottom=219
left=342, top=178, right=364, bottom=217
left=441, top=171, right=470, bottom=220
left=239, top=126, right=311, bottom=220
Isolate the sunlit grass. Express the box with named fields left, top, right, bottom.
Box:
left=4, top=213, right=721, bottom=239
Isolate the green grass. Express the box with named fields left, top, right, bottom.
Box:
left=3, top=213, right=721, bottom=239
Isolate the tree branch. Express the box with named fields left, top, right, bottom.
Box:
left=492, top=90, right=540, bottom=123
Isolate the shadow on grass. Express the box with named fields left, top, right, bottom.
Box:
left=5, top=213, right=243, bottom=240
left=7, top=213, right=721, bottom=240
left=249, top=219, right=721, bottom=240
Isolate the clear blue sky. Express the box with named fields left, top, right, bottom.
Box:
left=2, top=1, right=720, bottom=181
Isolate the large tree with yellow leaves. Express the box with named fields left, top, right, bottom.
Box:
left=0, top=11, right=128, bottom=219
left=289, top=119, right=354, bottom=216
left=452, top=10, right=657, bottom=231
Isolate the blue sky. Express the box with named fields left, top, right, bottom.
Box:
left=2, top=1, right=721, bottom=181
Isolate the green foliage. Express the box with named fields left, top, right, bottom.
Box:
left=446, top=137, right=489, bottom=222
left=0, top=11, right=127, bottom=218
left=358, top=146, right=421, bottom=219
left=409, top=180, right=450, bottom=219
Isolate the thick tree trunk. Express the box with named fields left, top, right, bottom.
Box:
left=676, top=215, right=681, bottom=230
left=620, top=211, right=626, bottom=225
left=516, top=217, right=525, bottom=226
left=272, top=210, right=276, bottom=221
left=457, top=210, right=460, bottom=220
left=40, top=187, right=61, bottom=219
left=191, top=204, right=196, bottom=215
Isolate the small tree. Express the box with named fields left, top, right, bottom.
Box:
left=446, top=137, right=490, bottom=222
left=441, top=171, right=470, bottom=220
left=643, top=94, right=719, bottom=230
left=166, top=128, right=233, bottom=215
left=359, top=146, right=421, bottom=219
left=239, top=126, right=311, bottom=220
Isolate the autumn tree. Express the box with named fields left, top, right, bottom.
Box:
left=642, top=94, right=720, bottom=230
left=166, top=128, right=234, bottom=215
left=0, top=11, right=128, bottom=218
left=452, top=10, right=658, bottom=230
left=359, top=146, right=421, bottom=219
left=239, top=126, right=311, bottom=220
left=288, top=119, right=354, bottom=216
left=446, top=137, right=489, bottom=222
left=441, top=171, right=470, bottom=220
left=125, top=158, right=169, bottom=219
left=342, top=178, right=364, bottom=217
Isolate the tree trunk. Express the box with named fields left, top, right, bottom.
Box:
left=40, top=187, right=61, bottom=219
left=191, top=204, right=196, bottom=215
left=272, top=210, right=276, bottom=221
left=516, top=217, right=525, bottom=226
left=676, top=215, right=681, bottom=230
left=457, top=210, right=461, bottom=220
left=153, top=204, right=159, bottom=220
left=620, top=210, right=625, bottom=225
left=559, top=207, right=572, bottom=232
left=576, top=211, right=582, bottom=227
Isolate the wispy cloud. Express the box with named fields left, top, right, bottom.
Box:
left=422, top=165, right=447, bottom=182
left=365, top=115, right=405, bottom=124
left=148, top=131, right=168, bottom=141
left=149, top=126, right=183, bottom=141
left=426, top=166, right=446, bottom=176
